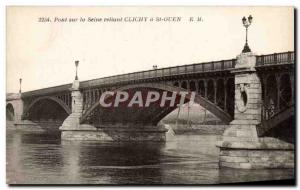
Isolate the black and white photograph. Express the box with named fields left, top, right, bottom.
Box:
left=5, top=5, right=295, bottom=185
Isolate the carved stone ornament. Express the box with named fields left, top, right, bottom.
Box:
left=236, top=83, right=249, bottom=113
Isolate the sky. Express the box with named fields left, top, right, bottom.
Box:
left=6, top=6, right=294, bottom=93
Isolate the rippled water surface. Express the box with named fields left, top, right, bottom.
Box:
left=6, top=130, right=294, bottom=184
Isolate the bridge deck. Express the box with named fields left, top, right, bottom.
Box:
left=21, top=51, right=294, bottom=98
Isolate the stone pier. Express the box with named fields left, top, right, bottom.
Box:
left=6, top=93, right=23, bottom=123
left=59, top=79, right=85, bottom=138
left=216, top=52, right=294, bottom=169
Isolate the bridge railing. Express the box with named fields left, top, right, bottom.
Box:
left=80, top=58, right=236, bottom=88
left=256, top=51, right=294, bottom=66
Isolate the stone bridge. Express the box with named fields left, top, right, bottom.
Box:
left=6, top=51, right=295, bottom=169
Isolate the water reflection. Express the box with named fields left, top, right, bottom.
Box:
left=6, top=130, right=294, bottom=184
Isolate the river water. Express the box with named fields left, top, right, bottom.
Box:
left=6, top=129, right=294, bottom=184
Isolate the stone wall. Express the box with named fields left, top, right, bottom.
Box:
left=220, top=149, right=294, bottom=169
left=217, top=138, right=294, bottom=169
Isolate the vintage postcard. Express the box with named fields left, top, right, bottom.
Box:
left=6, top=6, right=295, bottom=185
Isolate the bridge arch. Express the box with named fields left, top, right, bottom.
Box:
left=80, top=83, right=232, bottom=125
left=189, top=80, right=196, bottom=91
left=198, top=80, right=205, bottom=97
left=23, top=96, right=71, bottom=121
left=207, top=79, right=215, bottom=103
left=258, top=104, right=295, bottom=143
left=264, top=74, right=278, bottom=118
left=279, top=73, right=292, bottom=109
left=6, top=103, right=15, bottom=121
left=216, top=78, right=225, bottom=109
left=263, top=73, right=293, bottom=120
left=181, top=81, right=187, bottom=89
left=173, top=81, right=179, bottom=87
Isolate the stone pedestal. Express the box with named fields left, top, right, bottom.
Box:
left=217, top=52, right=294, bottom=169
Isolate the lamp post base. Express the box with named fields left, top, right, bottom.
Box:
left=242, top=43, right=251, bottom=53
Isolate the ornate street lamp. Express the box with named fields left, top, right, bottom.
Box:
left=75, top=60, right=79, bottom=80
left=242, top=15, right=253, bottom=53
left=19, top=78, right=22, bottom=93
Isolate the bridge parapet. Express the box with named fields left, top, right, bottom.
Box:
left=79, top=58, right=236, bottom=89
left=6, top=93, right=21, bottom=101
left=19, top=51, right=293, bottom=99
left=256, top=51, right=294, bottom=66
left=21, top=84, right=71, bottom=98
